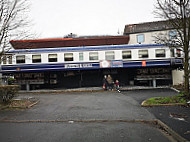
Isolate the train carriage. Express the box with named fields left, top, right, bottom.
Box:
left=1, top=36, right=183, bottom=90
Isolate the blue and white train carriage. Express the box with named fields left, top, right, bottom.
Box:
left=1, top=37, right=183, bottom=90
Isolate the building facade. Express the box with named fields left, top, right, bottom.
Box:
left=0, top=21, right=183, bottom=90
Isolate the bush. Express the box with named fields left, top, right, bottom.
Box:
left=0, top=85, right=19, bottom=104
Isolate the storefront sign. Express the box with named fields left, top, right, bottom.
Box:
left=111, top=60, right=123, bottom=67
left=100, top=60, right=111, bottom=68
left=142, top=61, right=146, bottom=67
left=65, top=63, right=93, bottom=69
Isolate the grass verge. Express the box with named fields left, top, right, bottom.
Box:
left=142, top=93, right=188, bottom=106
left=0, top=99, right=39, bottom=110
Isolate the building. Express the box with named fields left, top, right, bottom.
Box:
left=124, top=20, right=184, bottom=85
left=0, top=21, right=183, bottom=90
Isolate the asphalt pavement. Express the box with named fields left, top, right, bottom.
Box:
left=122, top=88, right=190, bottom=141
left=0, top=88, right=189, bottom=142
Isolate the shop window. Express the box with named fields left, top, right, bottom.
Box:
left=169, top=30, right=177, bottom=40
left=64, top=53, right=73, bottom=61
left=138, top=50, right=148, bottom=58
left=79, top=53, right=83, bottom=61
left=155, top=49, right=165, bottom=57
left=105, top=51, right=115, bottom=60
left=89, top=52, right=98, bottom=60
left=32, top=55, right=41, bottom=63
left=16, top=55, right=25, bottom=64
left=48, top=54, right=57, bottom=62
left=137, top=34, right=144, bottom=44
left=122, top=51, right=131, bottom=59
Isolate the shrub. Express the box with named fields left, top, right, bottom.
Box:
left=0, top=85, right=19, bottom=104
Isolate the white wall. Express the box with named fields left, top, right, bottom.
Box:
left=172, top=69, right=184, bottom=85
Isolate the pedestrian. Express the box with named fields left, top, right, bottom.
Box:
left=103, top=75, right=108, bottom=91
left=115, top=80, right=120, bottom=92
left=107, top=75, right=114, bottom=91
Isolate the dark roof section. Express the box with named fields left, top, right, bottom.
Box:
left=10, top=36, right=129, bottom=49
left=124, top=20, right=175, bottom=35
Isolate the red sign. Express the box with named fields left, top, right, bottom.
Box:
left=142, top=61, right=146, bottom=67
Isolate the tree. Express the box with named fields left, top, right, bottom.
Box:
left=0, top=0, right=31, bottom=59
left=154, top=0, right=190, bottom=99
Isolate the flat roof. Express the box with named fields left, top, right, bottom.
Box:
left=10, top=36, right=129, bottom=49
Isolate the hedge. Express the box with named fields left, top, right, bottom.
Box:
left=0, top=85, right=20, bottom=104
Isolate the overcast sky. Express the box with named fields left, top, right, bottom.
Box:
left=30, top=0, right=158, bottom=38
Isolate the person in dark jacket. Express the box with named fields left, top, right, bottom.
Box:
left=106, top=75, right=114, bottom=90
left=103, top=75, right=108, bottom=91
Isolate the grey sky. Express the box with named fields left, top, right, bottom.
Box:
left=30, top=0, right=157, bottom=38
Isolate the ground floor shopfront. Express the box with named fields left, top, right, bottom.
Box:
left=10, top=67, right=173, bottom=90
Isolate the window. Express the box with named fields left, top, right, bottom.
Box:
left=32, top=55, right=41, bottom=63
left=170, top=49, right=175, bottom=57
left=155, top=49, right=165, bottom=57
left=105, top=51, right=115, bottom=60
left=122, top=51, right=131, bottom=59
left=89, top=52, right=98, bottom=60
left=8, top=56, right=12, bottom=64
left=2, top=56, right=6, bottom=64
left=176, top=49, right=181, bottom=57
left=137, top=34, right=144, bottom=44
left=169, top=30, right=177, bottom=40
left=64, top=53, right=73, bottom=61
left=138, top=50, right=148, bottom=58
left=79, top=53, right=83, bottom=61
left=16, top=55, right=25, bottom=64
left=48, top=54, right=57, bottom=62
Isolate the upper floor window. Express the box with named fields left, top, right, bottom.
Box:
left=64, top=53, right=73, bottom=61
left=48, top=54, right=57, bottom=62
left=155, top=49, right=165, bottom=57
left=105, top=51, right=115, bottom=60
left=137, top=34, right=145, bottom=44
left=89, top=52, right=98, bottom=61
left=169, top=30, right=177, bottom=40
left=79, top=53, right=83, bottom=61
left=32, top=55, right=41, bottom=63
left=138, top=50, right=148, bottom=58
left=16, top=55, right=25, bottom=64
left=122, top=51, right=131, bottom=59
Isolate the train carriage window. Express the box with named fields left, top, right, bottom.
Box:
left=2, top=56, right=7, bottom=64
left=8, top=55, right=12, bottom=64
left=122, top=51, right=131, bottom=59
left=32, top=55, right=41, bottom=63
left=64, top=53, right=73, bottom=61
left=89, top=52, right=98, bottom=60
left=176, top=49, right=182, bottom=57
left=48, top=54, right=57, bottom=62
left=155, top=49, right=165, bottom=57
left=79, top=53, right=83, bottom=61
left=16, top=55, right=25, bottom=64
left=138, top=50, right=148, bottom=58
left=105, top=51, right=115, bottom=60
left=170, top=49, right=175, bottom=57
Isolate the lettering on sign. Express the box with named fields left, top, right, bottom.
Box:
left=65, top=63, right=93, bottom=69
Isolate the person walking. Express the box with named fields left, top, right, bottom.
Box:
left=106, top=75, right=114, bottom=91
left=115, top=80, right=120, bottom=92
left=103, top=75, right=108, bottom=91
